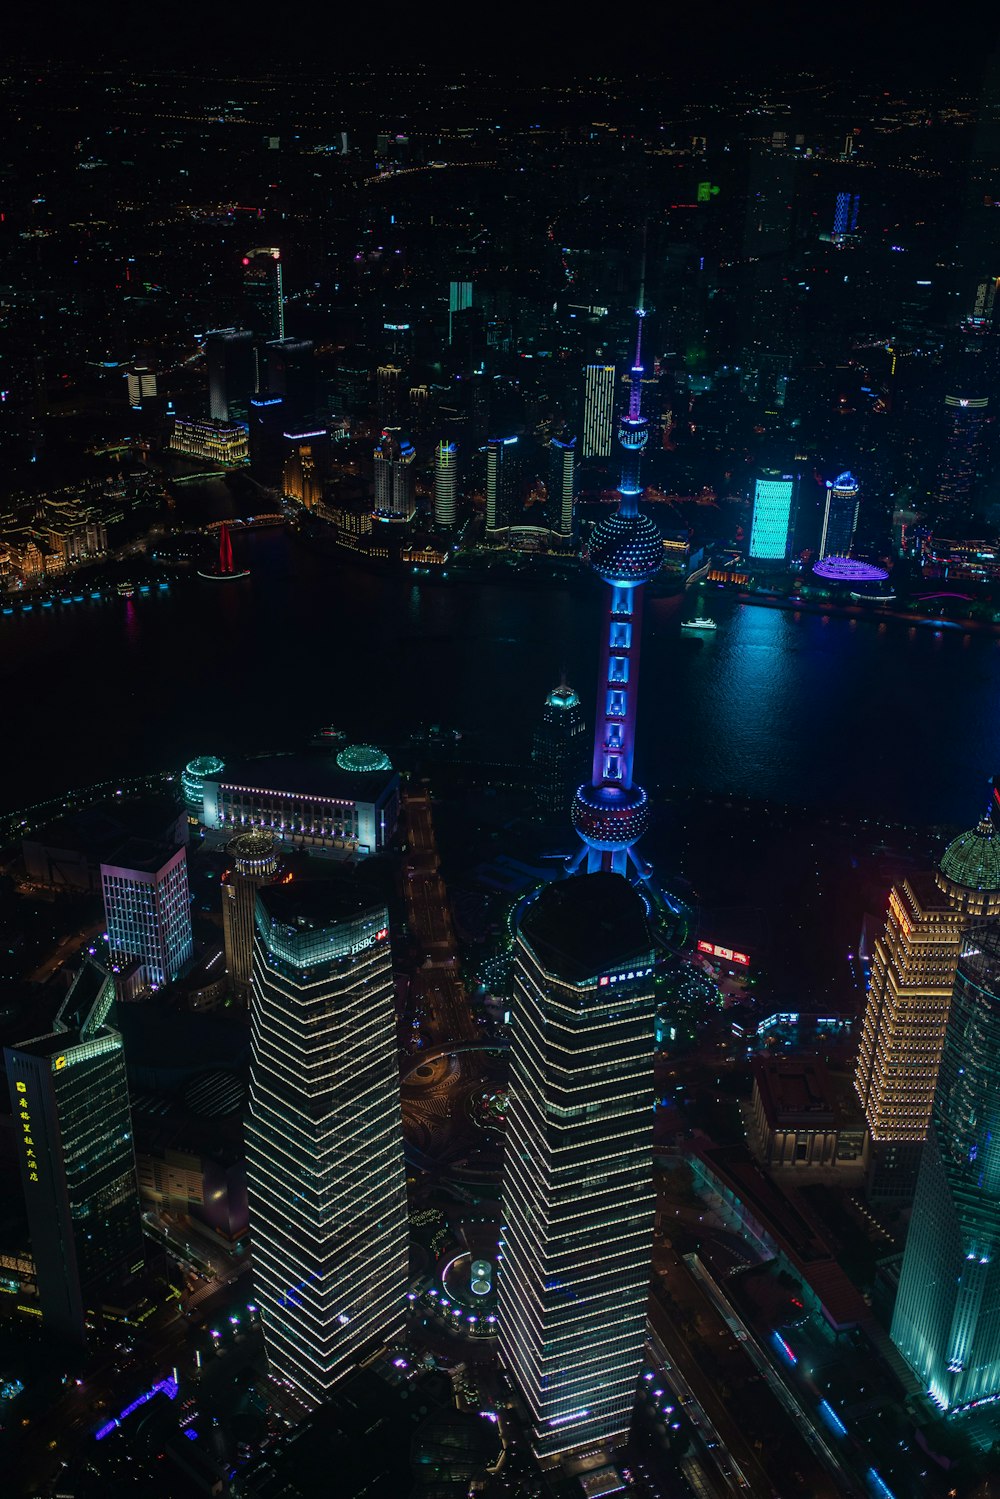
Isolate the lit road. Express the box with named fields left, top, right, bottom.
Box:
left=647, top=1253, right=840, bottom=1499
left=686, top=1255, right=887, bottom=1499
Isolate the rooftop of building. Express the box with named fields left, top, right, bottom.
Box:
left=55, top=958, right=112, bottom=1035
left=938, top=815, right=1000, bottom=893
left=22, top=793, right=186, bottom=860
left=100, top=837, right=184, bottom=877
left=212, top=751, right=397, bottom=802
left=753, top=1057, right=865, bottom=1132
left=519, top=872, right=653, bottom=983
left=544, top=680, right=581, bottom=710
left=902, top=868, right=958, bottom=913
left=257, top=865, right=390, bottom=934
left=691, top=1142, right=868, bottom=1330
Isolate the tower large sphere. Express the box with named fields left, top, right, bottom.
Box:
left=587, top=512, right=662, bottom=586
left=571, top=782, right=650, bottom=851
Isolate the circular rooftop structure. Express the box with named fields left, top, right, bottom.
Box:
left=940, top=817, right=1000, bottom=894
left=182, top=754, right=225, bottom=812
left=588, top=512, right=662, bottom=586
left=335, top=743, right=393, bottom=774
left=811, top=557, right=889, bottom=583
left=227, top=828, right=279, bottom=878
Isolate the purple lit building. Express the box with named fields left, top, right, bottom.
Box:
left=570, top=308, right=662, bottom=878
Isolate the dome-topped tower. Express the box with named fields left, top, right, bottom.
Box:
left=938, top=815, right=1000, bottom=917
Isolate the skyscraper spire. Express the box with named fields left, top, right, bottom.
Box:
left=570, top=278, right=661, bottom=878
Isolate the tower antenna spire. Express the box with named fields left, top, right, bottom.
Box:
left=569, top=226, right=660, bottom=881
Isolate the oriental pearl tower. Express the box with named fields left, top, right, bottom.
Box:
left=569, top=291, right=661, bottom=879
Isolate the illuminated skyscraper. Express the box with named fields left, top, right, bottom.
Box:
left=433, top=439, right=458, bottom=528
left=246, top=878, right=408, bottom=1406
left=448, top=279, right=473, bottom=344
left=499, top=874, right=657, bottom=1457
left=373, top=427, right=416, bottom=521
left=485, top=435, right=521, bottom=536
left=939, top=392, right=989, bottom=516
left=855, top=809, right=1000, bottom=1201
left=242, top=248, right=284, bottom=342
left=819, top=470, right=860, bottom=559
left=892, top=925, right=1000, bottom=1413
left=571, top=306, right=661, bottom=878
left=101, top=841, right=193, bottom=989
left=549, top=436, right=576, bottom=540
left=222, top=830, right=279, bottom=1007
left=206, top=328, right=256, bottom=424
left=582, top=364, right=616, bottom=459
left=831, top=190, right=860, bottom=241
left=376, top=364, right=403, bottom=427
left=531, top=680, right=589, bottom=815
left=5, top=961, right=144, bottom=1343
left=748, top=472, right=796, bottom=562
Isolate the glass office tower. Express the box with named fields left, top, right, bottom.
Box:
left=499, top=874, right=657, bottom=1458
left=748, top=472, right=796, bottom=561
left=100, top=840, right=193, bottom=988
left=892, top=926, right=1000, bottom=1412
left=246, top=878, right=408, bottom=1407
left=4, top=961, right=144, bottom=1343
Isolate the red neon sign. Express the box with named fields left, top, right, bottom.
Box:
left=697, top=940, right=749, bottom=967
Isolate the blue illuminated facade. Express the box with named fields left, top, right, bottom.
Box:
left=748, top=472, right=796, bottom=562
left=892, top=926, right=1000, bottom=1412
left=570, top=308, right=660, bottom=878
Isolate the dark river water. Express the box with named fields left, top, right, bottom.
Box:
left=2, top=524, right=999, bottom=829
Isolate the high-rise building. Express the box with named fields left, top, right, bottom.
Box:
left=891, top=925, right=1000, bottom=1413
left=264, top=338, right=317, bottom=429
left=246, top=878, right=408, bottom=1406
left=748, top=472, right=796, bottom=562
left=549, top=436, right=576, bottom=540
left=582, top=365, right=616, bottom=459
left=376, top=364, right=404, bottom=427
left=100, top=841, right=193, bottom=989
left=206, top=328, right=256, bottom=424
left=531, top=680, right=588, bottom=814
left=939, top=392, right=989, bottom=516
left=373, top=428, right=416, bottom=521
left=242, top=248, right=284, bottom=342
left=831, top=191, right=860, bottom=241
left=499, top=874, right=657, bottom=1458
left=855, top=809, right=1000, bottom=1202
left=4, top=961, right=145, bottom=1342
left=819, top=470, right=861, bottom=559
left=222, top=830, right=279, bottom=1007
left=571, top=308, right=661, bottom=878
left=448, top=279, right=473, bottom=344
left=433, top=439, right=458, bottom=528
left=125, top=365, right=157, bottom=411
left=485, top=436, right=521, bottom=535
left=247, top=393, right=287, bottom=486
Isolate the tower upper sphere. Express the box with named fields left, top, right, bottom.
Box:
left=587, top=511, right=662, bottom=586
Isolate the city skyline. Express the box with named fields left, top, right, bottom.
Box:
left=6, top=41, right=1000, bottom=1499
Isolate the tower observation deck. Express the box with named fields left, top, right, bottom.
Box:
left=571, top=306, right=661, bottom=878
